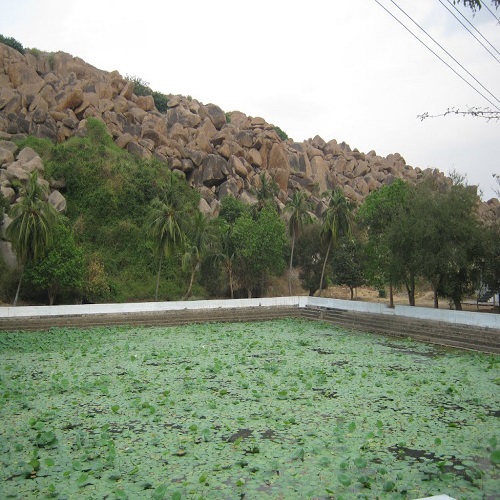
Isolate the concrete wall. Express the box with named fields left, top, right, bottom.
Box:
left=1, top=296, right=499, bottom=330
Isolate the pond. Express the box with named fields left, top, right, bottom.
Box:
left=0, top=319, right=498, bottom=499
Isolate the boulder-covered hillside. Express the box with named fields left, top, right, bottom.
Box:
left=0, top=42, right=498, bottom=220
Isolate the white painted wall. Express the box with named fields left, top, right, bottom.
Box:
left=1, top=296, right=499, bottom=330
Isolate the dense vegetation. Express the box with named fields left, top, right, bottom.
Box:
left=1, top=119, right=499, bottom=307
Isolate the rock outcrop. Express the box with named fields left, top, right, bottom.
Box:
left=0, top=42, right=498, bottom=221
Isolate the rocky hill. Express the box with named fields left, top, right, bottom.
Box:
left=0, top=42, right=498, bottom=220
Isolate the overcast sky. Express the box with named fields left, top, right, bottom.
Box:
left=1, top=0, right=499, bottom=200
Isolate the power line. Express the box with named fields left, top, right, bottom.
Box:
left=387, top=0, right=500, bottom=107
left=441, top=0, right=500, bottom=62
left=372, top=0, right=500, bottom=111
left=483, top=2, right=500, bottom=23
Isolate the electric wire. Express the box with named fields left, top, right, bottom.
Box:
left=483, top=2, right=500, bottom=23
left=441, top=0, right=500, bottom=62
left=372, top=0, right=500, bottom=111
left=388, top=0, right=500, bottom=107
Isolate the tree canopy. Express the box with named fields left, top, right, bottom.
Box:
left=6, top=172, right=60, bottom=305
left=24, top=222, right=84, bottom=305
left=454, top=0, right=500, bottom=11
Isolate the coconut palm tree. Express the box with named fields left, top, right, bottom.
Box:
left=254, top=173, right=279, bottom=212
left=182, top=211, right=210, bottom=300
left=285, top=191, right=312, bottom=295
left=147, top=172, right=193, bottom=300
left=7, top=172, right=60, bottom=306
left=147, top=199, right=186, bottom=301
left=319, top=187, right=355, bottom=296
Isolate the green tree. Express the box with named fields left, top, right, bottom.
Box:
left=211, top=197, right=250, bottom=298
left=358, top=180, right=412, bottom=307
left=182, top=211, right=210, bottom=300
left=232, top=205, right=287, bottom=297
left=147, top=201, right=186, bottom=300
left=83, top=255, right=111, bottom=303
left=295, top=223, right=325, bottom=296
left=219, top=196, right=248, bottom=224
left=483, top=221, right=500, bottom=312
left=254, top=173, right=279, bottom=212
left=24, top=222, right=84, bottom=305
left=331, top=237, right=366, bottom=300
left=319, top=188, right=355, bottom=296
left=285, top=191, right=313, bottom=295
left=6, top=172, right=60, bottom=306
left=417, top=180, right=482, bottom=308
left=207, top=218, right=238, bottom=298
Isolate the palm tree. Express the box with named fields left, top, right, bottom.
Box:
left=254, top=173, right=279, bottom=212
left=6, top=172, right=60, bottom=306
left=285, top=191, right=312, bottom=295
left=147, top=198, right=186, bottom=301
left=147, top=172, right=192, bottom=300
left=182, top=211, right=210, bottom=300
left=319, top=187, right=355, bottom=296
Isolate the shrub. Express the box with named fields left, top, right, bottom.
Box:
left=0, top=34, right=24, bottom=54
left=27, top=47, right=42, bottom=59
left=16, top=136, right=55, bottom=161
left=152, top=91, right=168, bottom=113
left=126, top=75, right=151, bottom=96
left=274, top=126, right=288, bottom=141
left=125, top=75, right=168, bottom=113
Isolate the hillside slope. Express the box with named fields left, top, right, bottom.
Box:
left=2, top=42, right=497, bottom=220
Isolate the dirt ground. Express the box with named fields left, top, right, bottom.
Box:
left=266, top=273, right=498, bottom=314
left=317, top=284, right=498, bottom=314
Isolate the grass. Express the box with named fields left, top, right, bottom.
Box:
left=0, top=319, right=499, bottom=499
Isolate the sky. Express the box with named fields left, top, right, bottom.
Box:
left=1, top=0, right=499, bottom=200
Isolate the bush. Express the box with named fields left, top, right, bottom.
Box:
left=125, top=75, right=168, bottom=113
left=274, top=126, right=288, bottom=141
left=0, top=34, right=24, bottom=54
left=152, top=91, right=168, bottom=113
left=27, top=47, right=42, bottom=59
left=16, top=136, right=55, bottom=161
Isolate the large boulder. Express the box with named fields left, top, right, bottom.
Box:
left=48, top=190, right=67, bottom=212
left=0, top=146, right=14, bottom=166
left=201, top=154, right=229, bottom=187
left=310, top=155, right=330, bottom=193
left=201, top=103, right=226, bottom=130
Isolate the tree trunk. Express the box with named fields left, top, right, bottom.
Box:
left=454, top=298, right=462, bottom=311
left=288, top=233, right=296, bottom=296
left=13, top=268, right=24, bottom=307
left=319, top=240, right=332, bottom=297
left=389, top=281, right=394, bottom=309
left=183, top=267, right=196, bottom=301
left=155, top=254, right=163, bottom=301
left=350, top=286, right=354, bottom=300
left=228, top=263, right=234, bottom=299
left=433, top=287, right=439, bottom=309
left=405, top=273, right=415, bottom=306
left=48, top=290, right=55, bottom=306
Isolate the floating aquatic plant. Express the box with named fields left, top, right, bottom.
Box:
left=0, top=319, right=498, bottom=498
